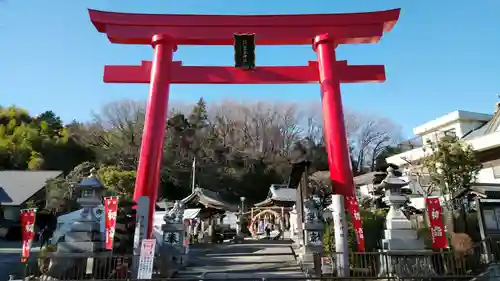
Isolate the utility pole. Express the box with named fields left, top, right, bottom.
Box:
left=191, top=156, right=196, bottom=193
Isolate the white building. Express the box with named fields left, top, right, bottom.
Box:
left=382, top=104, right=500, bottom=208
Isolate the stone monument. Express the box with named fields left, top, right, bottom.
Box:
left=378, top=167, right=434, bottom=277
left=298, top=195, right=324, bottom=263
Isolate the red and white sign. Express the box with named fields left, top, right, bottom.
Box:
left=104, top=196, right=119, bottom=250
left=137, top=239, right=156, bottom=279
left=346, top=196, right=365, bottom=251
left=425, top=197, right=448, bottom=249
left=20, top=209, right=36, bottom=262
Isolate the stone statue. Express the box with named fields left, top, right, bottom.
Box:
left=163, top=200, right=185, bottom=224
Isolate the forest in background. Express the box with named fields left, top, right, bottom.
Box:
left=0, top=98, right=404, bottom=211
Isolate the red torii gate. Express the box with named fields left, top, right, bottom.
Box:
left=89, top=8, right=400, bottom=236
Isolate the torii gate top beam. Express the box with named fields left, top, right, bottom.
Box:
left=88, top=9, right=400, bottom=45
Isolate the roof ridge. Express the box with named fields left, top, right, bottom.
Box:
left=485, top=109, right=500, bottom=134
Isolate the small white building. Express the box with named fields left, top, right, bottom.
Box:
left=382, top=104, right=500, bottom=208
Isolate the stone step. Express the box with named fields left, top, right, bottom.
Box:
left=175, top=266, right=304, bottom=279
left=175, top=242, right=303, bottom=279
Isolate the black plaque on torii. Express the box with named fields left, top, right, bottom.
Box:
left=234, top=33, right=256, bottom=70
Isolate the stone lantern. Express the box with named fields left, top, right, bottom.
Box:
left=58, top=168, right=106, bottom=253
left=379, top=166, right=420, bottom=250
left=75, top=168, right=106, bottom=221
left=378, top=167, right=434, bottom=277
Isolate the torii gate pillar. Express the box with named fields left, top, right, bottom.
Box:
left=134, top=35, right=176, bottom=223
left=313, top=34, right=354, bottom=196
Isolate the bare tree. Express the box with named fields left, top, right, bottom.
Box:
left=300, top=103, right=401, bottom=175
left=207, top=100, right=303, bottom=155
left=303, top=103, right=324, bottom=145
left=349, top=114, right=402, bottom=175
left=77, top=100, right=147, bottom=169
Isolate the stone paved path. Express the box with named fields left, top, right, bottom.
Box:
left=175, top=239, right=304, bottom=279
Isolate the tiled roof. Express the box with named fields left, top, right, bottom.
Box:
left=181, top=188, right=238, bottom=212
left=353, top=171, right=385, bottom=186
left=463, top=106, right=500, bottom=141
left=0, top=170, right=63, bottom=206
left=269, top=185, right=296, bottom=202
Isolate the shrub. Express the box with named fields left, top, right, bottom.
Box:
left=323, top=208, right=386, bottom=253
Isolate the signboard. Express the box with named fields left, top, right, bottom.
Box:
left=134, top=196, right=150, bottom=253
left=137, top=239, right=156, bottom=279
left=346, top=196, right=365, bottom=251
left=20, top=209, right=36, bottom=262
left=234, top=33, right=256, bottom=69
left=104, top=196, right=119, bottom=250
left=425, top=197, right=448, bottom=249
left=133, top=196, right=150, bottom=277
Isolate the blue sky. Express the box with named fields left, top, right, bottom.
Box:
left=1, top=0, right=499, bottom=137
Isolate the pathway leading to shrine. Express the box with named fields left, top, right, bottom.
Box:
left=174, top=239, right=304, bottom=279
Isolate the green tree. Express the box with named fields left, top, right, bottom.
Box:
left=45, top=162, right=96, bottom=212
left=423, top=136, right=482, bottom=195
left=33, top=110, right=63, bottom=136
left=98, top=165, right=136, bottom=200
left=373, top=145, right=403, bottom=171
left=422, top=136, right=482, bottom=233
left=323, top=208, right=386, bottom=256
left=189, top=97, right=208, bottom=130
left=0, top=106, right=93, bottom=172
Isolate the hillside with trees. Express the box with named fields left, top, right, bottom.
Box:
left=0, top=99, right=402, bottom=209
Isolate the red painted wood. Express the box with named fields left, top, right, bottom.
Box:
left=103, top=61, right=385, bottom=84
left=133, top=37, right=176, bottom=237
left=89, top=9, right=400, bottom=45
left=104, top=24, right=384, bottom=45
left=89, top=9, right=399, bottom=29
left=88, top=8, right=400, bottom=238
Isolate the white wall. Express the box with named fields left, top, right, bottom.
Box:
left=390, top=110, right=492, bottom=166
left=420, top=120, right=485, bottom=144
left=414, top=110, right=491, bottom=137
left=477, top=167, right=500, bottom=184
left=221, top=212, right=238, bottom=228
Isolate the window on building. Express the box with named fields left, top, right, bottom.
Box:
left=493, top=165, right=500, bottom=179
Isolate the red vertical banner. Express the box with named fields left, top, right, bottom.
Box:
left=346, top=196, right=365, bottom=251
left=104, top=196, right=119, bottom=250
left=425, top=197, right=448, bottom=249
left=20, top=209, right=37, bottom=262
